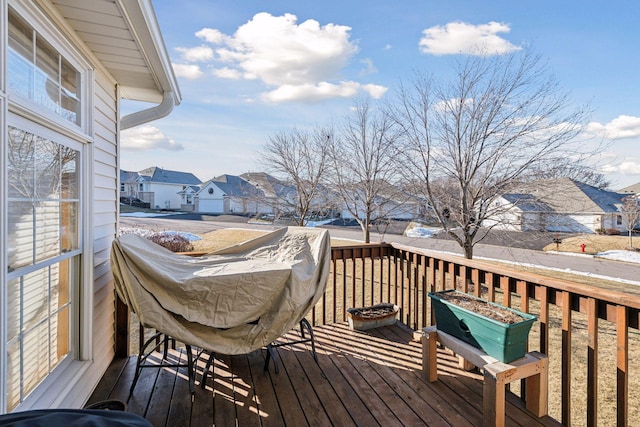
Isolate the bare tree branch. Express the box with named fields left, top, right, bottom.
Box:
left=390, top=51, right=591, bottom=258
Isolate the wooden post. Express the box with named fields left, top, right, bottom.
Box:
left=114, top=294, right=129, bottom=358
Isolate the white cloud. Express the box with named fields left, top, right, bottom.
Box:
left=195, top=28, right=227, bottom=44
left=213, top=67, right=242, bottom=79
left=601, top=159, right=640, bottom=175
left=360, top=58, right=377, bottom=75
left=220, top=13, right=358, bottom=86
left=587, top=115, right=640, bottom=140
left=172, top=63, right=203, bottom=80
left=262, top=81, right=360, bottom=103
left=121, top=126, right=184, bottom=151
left=419, top=21, right=521, bottom=56
left=179, top=12, right=386, bottom=103
left=175, top=45, right=214, bottom=62
left=261, top=81, right=388, bottom=103
left=361, top=83, right=388, bottom=98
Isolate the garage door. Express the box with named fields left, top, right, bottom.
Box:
left=198, top=199, right=224, bottom=213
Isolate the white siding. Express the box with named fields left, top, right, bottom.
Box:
left=86, top=70, right=118, bottom=394
left=148, top=182, right=183, bottom=209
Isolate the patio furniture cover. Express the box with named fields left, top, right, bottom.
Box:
left=110, top=227, right=331, bottom=355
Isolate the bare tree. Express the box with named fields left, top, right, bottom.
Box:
left=622, top=195, right=640, bottom=248
left=528, top=161, right=611, bottom=190
left=391, top=51, right=590, bottom=258
left=329, top=98, right=403, bottom=243
left=262, top=127, right=331, bottom=226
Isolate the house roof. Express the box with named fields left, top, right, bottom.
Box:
left=178, top=185, right=200, bottom=195
left=120, top=170, right=140, bottom=183
left=207, top=175, right=264, bottom=197
left=512, top=178, right=626, bottom=214
left=139, top=167, right=201, bottom=185
left=619, top=182, right=640, bottom=195
left=240, top=172, right=292, bottom=198
left=501, top=194, right=553, bottom=212
left=50, top=0, right=180, bottom=105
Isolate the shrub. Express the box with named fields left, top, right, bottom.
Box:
left=605, top=228, right=621, bottom=235
left=147, top=232, right=194, bottom=252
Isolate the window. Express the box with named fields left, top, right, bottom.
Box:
left=4, top=7, right=87, bottom=412
left=6, top=126, right=81, bottom=411
left=8, top=10, right=81, bottom=126
left=617, top=215, right=622, bottom=226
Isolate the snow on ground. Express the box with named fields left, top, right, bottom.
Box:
left=595, top=250, right=640, bottom=264
left=119, top=227, right=201, bottom=241
left=404, top=225, right=442, bottom=238
left=120, top=211, right=185, bottom=218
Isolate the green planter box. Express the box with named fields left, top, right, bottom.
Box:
left=428, top=290, right=536, bottom=363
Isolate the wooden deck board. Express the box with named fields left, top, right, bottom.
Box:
left=88, top=323, right=562, bottom=427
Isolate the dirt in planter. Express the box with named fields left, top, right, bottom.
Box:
left=438, top=292, right=525, bottom=324
left=348, top=303, right=397, bottom=319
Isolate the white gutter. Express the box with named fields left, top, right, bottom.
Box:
left=117, top=0, right=181, bottom=129
left=121, top=90, right=175, bottom=130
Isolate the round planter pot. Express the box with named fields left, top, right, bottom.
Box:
left=347, top=303, right=399, bottom=331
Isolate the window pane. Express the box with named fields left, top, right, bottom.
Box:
left=35, top=36, right=58, bottom=83
left=8, top=10, right=33, bottom=99
left=61, top=58, right=80, bottom=125
left=22, top=269, right=49, bottom=333
left=6, top=261, right=74, bottom=412
left=22, top=321, right=51, bottom=401
left=35, top=201, right=61, bottom=262
left=8, top=201, right=34, bottom=271
left=60, top=201, right=79, bottom=252
left=7, top=278, right=21, bottom=342
left=8, top=9, right=82, bottom=125
left=51, top=259, right=71, bottom=365
left=8, top=127, right=35, bottom=199
left=61, top=147, right=79, bottom=199
left=7, top=341, right=21, bottom=411
left=35, top=137, right=61, bottom=199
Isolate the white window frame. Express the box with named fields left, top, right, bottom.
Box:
left=2, top=1, right=94, bottom=413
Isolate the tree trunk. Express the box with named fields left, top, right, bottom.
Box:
left=463, top=239, right=474, bottom=259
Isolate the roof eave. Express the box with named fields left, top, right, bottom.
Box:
left=116, top=0, right=181, bottom=105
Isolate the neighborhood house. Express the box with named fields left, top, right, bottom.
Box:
left=483, top=178, right=629, bottom=233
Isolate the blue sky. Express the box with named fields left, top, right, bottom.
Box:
left=121, top=0, right=640, bottom=189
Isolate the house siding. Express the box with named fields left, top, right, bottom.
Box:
left=44, top=66, right=119, bottom=409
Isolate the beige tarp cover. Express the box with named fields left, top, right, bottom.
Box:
left=110, top=227, right=331, bottom=354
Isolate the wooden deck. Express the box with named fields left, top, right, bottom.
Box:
left=88, top=323, right=561, bottom=426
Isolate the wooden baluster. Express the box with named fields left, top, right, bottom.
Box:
left=587, top=297, right=598, bottom=427
left=561, top=291, right=572, bottom=426
left=617, top=305, right=628, bottom=427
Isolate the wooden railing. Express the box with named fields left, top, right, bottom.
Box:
left=116, top=241, right=639, bottom=425
left=311, top=242, right=640, bottom=426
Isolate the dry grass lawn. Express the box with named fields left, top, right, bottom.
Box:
left=191, top=228, right=358, bottom=253
left=544, top=233, right=637, bottom=254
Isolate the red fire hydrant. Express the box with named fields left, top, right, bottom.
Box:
left=580, top=243, right=586, bottom=253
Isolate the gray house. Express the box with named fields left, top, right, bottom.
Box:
left=484, top=178, right=627, bottom=233
left=137, top=166, right=201, bottom=210
left=196, top=174, right=271, bottom=215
